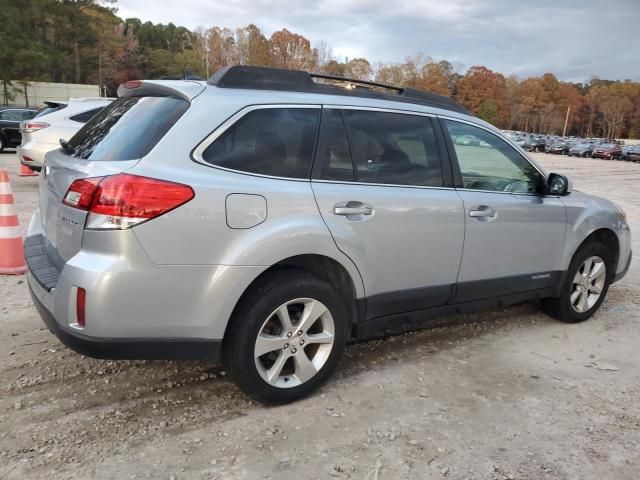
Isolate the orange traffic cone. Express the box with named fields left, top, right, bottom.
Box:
left=19, top=163, right=38, bottom=177
left=0, top=170, right=27, bottom=274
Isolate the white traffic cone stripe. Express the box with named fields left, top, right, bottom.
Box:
left=0, top=182, right=12, bottom=194
left=0, top=203, right=18, bottom=216
left=0, top=225, right=22, bottom=239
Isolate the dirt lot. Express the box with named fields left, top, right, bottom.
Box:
left=1, top=152, right=639, bottom=480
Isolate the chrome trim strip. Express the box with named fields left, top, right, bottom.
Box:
left=322, top=104, right=436, bottom=117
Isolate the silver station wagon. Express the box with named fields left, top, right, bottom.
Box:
left=25, top=66, right=632, bottom=404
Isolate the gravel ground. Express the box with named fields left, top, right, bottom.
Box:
left=0, top=151, right=639, bottom=480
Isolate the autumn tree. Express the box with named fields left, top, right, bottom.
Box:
left=345, top=58, right=372, bottom=80
left=236, top=24, right=271, bottom=66
left=375, top=64, right=405, bottom=85
left=2, top=0, right=640, bottom=138
left=455, top=66, right=509, bottom=126
left=269, top=29, right=315, bottom=70
left=420, top=63, right=450, bottom=96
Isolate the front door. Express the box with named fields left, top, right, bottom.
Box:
left=441, top=118, right=567, bottom=302
left=311, top=108, right=465, bottom=320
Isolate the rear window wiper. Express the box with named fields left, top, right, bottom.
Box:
left=59, top=139, right=76, bottom=155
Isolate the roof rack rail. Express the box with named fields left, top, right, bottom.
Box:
left=208, top=65, right=468, bottom=114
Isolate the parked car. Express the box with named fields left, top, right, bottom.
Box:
left=568, top=142, right=594, bottom=157
left=25, top=66, right=632, bottom=404
left=620, top=144, right=635, bottom=160
left=18, top=98, right=113, bottom=170
left=625, top=145, right=640, bottom=162
left=591, top=143, right=622, bottom=160
left=0, top=107, right=37, bottom=152
left=523, top=136, right=546, bottom=152
left=547, top=140, right=570, bottom=155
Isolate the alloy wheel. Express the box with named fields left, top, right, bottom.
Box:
left=254, top=298, right=335, bottom=388
left=570, top=256, right=606, bottom=313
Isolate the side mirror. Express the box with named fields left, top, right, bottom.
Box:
left=547, top=173, right=572, bottom=196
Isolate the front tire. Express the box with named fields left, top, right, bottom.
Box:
left=0, top=135, right=5, bottom=153
left=223, top=269, right=349, bottom=404
left=541, top=241, right=613, bottom=323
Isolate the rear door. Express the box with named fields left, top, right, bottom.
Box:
left=441, top=118, right=566, bottom=302
left=311, top=107, right=465, bottom=320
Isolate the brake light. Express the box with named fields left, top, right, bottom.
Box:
left=22, top=122, right=49, bottom=133
left=63, top=174, right=194, bottom=229
left=122, top=80, right=142, bottom=89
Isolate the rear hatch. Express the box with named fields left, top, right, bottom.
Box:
left=38, top=84, right=198, bottom=266
left=20, top=101, right=68, bottom=147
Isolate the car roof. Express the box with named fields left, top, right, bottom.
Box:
left=207, top=65, right=469, bottom=115
left=118, top=66, right=471, bottom=118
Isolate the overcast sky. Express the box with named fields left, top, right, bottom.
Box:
left=114, top=0, right=640, bottom=82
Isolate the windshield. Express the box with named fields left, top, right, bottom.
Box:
left=66, top=96, right=189, bottom=161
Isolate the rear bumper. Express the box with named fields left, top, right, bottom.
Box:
left=28, top=274, right=222, bottom=361
left=25, top=231, right=225, bottom=361
left=591, top=152, right=615, bottom=159
left=17, top=144, right=51, bottom=170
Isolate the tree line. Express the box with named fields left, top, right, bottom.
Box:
left=1, top=0, right=638, bottom=138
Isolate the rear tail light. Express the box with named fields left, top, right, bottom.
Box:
left=76, top=287, right=86, bottom=328
left=122, top=80, right=142, bottom=89
left=22, top=122, right=49, bottom=133
left=63, top=174, right=194, bottom=230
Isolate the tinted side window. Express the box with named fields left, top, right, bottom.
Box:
left=0, top=110, right=22, bottom=121
left=202, top=108, right=320, bottom=179
left=445, top=120, right=543, bottom=194
left=315, top=109, right=354, bottom=182
left=67, top=96, right=188, bottom=161
left=342, top=110, right=443, bottom=187
left=70, top=107, right=103, bottom=123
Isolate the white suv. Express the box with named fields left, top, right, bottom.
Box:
left=18, top=97, right=113, bottom=170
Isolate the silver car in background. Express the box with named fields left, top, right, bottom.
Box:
left=18, top=97, right=113, bottom=170
left=25, top=66, right=632, bottom=404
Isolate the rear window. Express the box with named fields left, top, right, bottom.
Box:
left=69, top=107, right=104, bottom=123
left=67, top=96, right=188, bottom=161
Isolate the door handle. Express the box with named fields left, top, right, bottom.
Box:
left=469, top=206, right=497, bottom=220
left=333, top=201, right=373, bottom=217
left=334, top=206, right=373, bottom=216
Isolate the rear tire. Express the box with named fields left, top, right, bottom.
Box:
left=541, top=241, right=613, bottom=323
left=223, top=269, right=349, bottom=404
left=0, top=135, right=5, bottom=153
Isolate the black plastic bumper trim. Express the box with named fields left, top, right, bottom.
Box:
left=614, top=250, right=632, bottom=283
left=28, top=280, right=222, bottom=361
left=24, top=234, right=60, bottom=291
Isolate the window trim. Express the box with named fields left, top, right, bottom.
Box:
left=437, top=116, right=552, bottom=197
left=310, top=105, right=454, bottom=189
left=310, top=108, right=356, bottom=182
left=191, top=104, right=322, bottom=182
